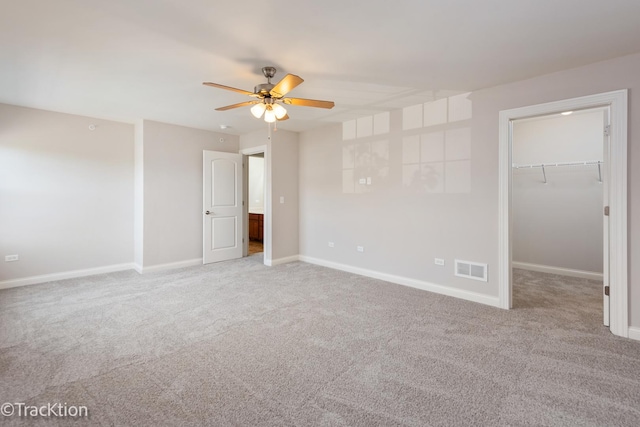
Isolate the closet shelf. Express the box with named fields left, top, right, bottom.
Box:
left=512, top=160, right=603, bottom=184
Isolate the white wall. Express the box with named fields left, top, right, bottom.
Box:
left=299, top=52, right=640, bottom=328
left=512, top=111, right=604, bottom=274
left=299, top=99, right=489, bottom=297
left=140, top=120, right=239, bottom=268
left=240, top=129, right=299, bottom=262
left=0, top=104, right=134, bottom=283
left=248, top=155, right=264, bottom=213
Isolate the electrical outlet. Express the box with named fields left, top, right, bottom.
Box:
left=357, top=246, right=364, bottom=253
left=366, top=177, right=372, bottom=185
left=5, top=254, right=19, bottom=262
left=434, top=258, right=445, bottom=266
left=328, top=242, right=335, bottom=248
left=358, top=178, right=366, bottom=184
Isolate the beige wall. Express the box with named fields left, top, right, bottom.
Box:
left=140, top=120, right=239, bottom=267
left=134, top=120, right=144, bottom=267
left=299, top=52, right=640, bottom=328
left=0, top=104, right=134, bottom=282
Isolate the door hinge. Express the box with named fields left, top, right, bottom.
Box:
left=604, top=206, right=610, bottom=216
left=604, top=286, right=610, bottom=296
left=604, top=125, right=611, bottom=137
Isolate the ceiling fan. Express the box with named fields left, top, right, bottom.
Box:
left=203, top=67, right=335, bottom=122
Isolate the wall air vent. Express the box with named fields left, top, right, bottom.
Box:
left=455, top=259, right=488, bottom=282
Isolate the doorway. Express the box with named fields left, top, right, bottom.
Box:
left=240, top=145, right=271, bottom=265
left=498, top=90, right=629, bottom=338
left=510, top=108, right=607, bottom=322
left=247, top=153, right=265, bottom=255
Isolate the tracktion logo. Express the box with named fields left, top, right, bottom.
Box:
left=2, top=402, right=89, bottom=418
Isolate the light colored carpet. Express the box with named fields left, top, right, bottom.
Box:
left=1, top=257, right=639, bottom=426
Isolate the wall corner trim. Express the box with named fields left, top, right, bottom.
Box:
left=628, top=327, right=640, bottom=342
left=266, top=255, right=300, bottom=266
left=298, top=255, right=500, bottom=308
left=138, top=258, right=203, bottom=274
left=0, top=263, right=135, bottom=290
left=512, top=262, right=603, bottom=281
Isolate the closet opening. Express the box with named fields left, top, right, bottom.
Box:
left=498, top=90, right=628, bottom=338
left=511, top=107, right=608, bottom=323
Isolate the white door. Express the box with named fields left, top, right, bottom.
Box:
left=203, top=150, right=243, bottom=264
left=602, top=110, right=610, bottom=326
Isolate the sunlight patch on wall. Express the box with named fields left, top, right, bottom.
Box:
left=343, top=112, right=390, bottom=141
left=342, top=140, right=389, bottom=194
left=339, top=92, right=472, bottom=195
left=400, top=93, right=473, bottom=194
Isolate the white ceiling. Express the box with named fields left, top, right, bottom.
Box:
left=1, top=0, right=640, bottom=135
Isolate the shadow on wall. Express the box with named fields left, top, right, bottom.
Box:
left=341, top=93, right=473, bottom=194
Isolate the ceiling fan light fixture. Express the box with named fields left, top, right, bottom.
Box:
left=273, top=103, right=287, bottom=120
left=250, top=103, right=266, bottom=118
left=263, top=106, right=277, bottom=123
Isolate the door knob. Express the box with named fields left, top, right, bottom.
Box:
left=205, top=211, right=214, bottom=215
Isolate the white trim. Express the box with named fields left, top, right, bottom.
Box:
left=299, top=256, right=500, bottom=308
left=498, top=89, right=628, bottom=338
left=138, top=258, right=203, bottom=274
left=628, top=327, right=640, bottom=342
left=265, top=255, right=300, bottom=266
left=0, top=263, right=135, bottom=290
left=513, top=262, right=603, bottom=281
left=239, top=146, right=267, bottom=156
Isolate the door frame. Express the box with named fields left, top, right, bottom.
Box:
left=498, top=89, right=628, bottom=338
left=240, top=145, right=270, bottom=265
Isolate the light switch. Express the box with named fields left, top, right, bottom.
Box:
left=280, top=196, right=285, bottom=204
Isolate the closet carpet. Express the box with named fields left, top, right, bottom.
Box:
left=1, top=257, right=639, bottom=426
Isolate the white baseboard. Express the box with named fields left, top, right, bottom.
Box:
left=265, top=255, right=300, bottom=267
left=513, top=261, right=603, bottom=281
left=138, top=258, right=203, bottom=274
left=298, top=255, right=500, bottom=308
left=628, top=327, right=640, bottom=342
left=0, top=263, right=135, bottom=290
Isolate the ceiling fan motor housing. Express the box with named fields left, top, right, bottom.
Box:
left=254, top=83, right=275, bottom=97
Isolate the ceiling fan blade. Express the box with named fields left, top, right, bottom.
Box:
left=215, top=100, right=259, bottom=111
left=282, top=97, right=335, bottom=109
left=277, top=114, right=290, bottom=121
left=203, top=82, right=258, bottom=97
left=270, top=74, right=304, bottom=98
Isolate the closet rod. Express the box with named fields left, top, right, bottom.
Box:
left=512, top=160, right=602, bottom=169
left=512, top=160, right=603, bottom=184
